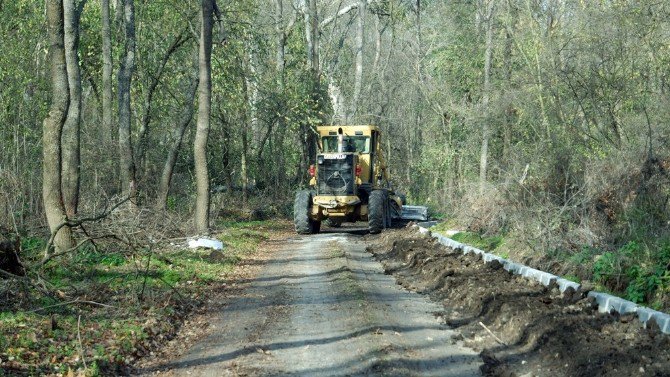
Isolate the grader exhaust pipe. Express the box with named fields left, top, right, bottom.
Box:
left=337, top=127, right=344, bottom=153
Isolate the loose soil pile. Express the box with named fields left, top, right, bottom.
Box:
left=366, top=226, right=670, bottom=377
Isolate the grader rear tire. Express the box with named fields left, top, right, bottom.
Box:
left=294, top=190, right=320, bottom=234
left=368, top=190, right=386, bottom=234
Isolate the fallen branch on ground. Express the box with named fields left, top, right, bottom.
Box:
left=28, top=298, right=116, bottom=313
left=36, top=234, right=125, bottom=268
left=77, top=315, right=88, bottom=370
left=43, top=196, right=132, bottom=259
left=479, top=321, right=507, bottom=346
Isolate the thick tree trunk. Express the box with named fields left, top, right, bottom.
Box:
left=43, top=0, right=74, bottom=254
left=62, top=0, right=82, bottom=218
left=118, top=0, right=137, bottom=203
left=350, top=0, right=366, bottom=121
left=194, top=0, right=214, bottom=233
left=102, top=0, right=113, bottom=145
left=304, top=0, right=319, bottom=79
left=156, top=63, right=198, bottom=210
left=302, top=0, right=319, bottom=171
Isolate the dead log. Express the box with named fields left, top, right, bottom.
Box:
left=0, top=230, right=25, bottom=277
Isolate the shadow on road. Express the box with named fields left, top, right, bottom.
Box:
left=136, top=224, right=480, bottom=376
left=140, top=324, right=469, bottom=374
left=317, top=220, right=410, bottom=236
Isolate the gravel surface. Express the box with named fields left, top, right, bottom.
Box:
left=137, top=226, right=481, bottom=376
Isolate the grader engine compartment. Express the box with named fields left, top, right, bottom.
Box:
left=316, top=153, right=357, bottom=196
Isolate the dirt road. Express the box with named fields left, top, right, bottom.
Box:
left=141, top=227, right=481, bottom=376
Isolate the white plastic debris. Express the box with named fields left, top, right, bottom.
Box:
left=188, top=237, right=224, bottom=250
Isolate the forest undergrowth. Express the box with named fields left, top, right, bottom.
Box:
left=0, top=198, right=290, bottom=376
left=432, top=153, right=670, bottom=312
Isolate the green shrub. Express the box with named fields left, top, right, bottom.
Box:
left=563, top=274, right=581, bottom=283
left=592, top=240, right=670, bottom=306
left=593, top=251, right=619, bottom=285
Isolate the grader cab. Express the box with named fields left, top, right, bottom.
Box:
left=293, top=125, right=428, bottom=234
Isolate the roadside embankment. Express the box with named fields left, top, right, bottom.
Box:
left=366, top=226, right=670, bottom=376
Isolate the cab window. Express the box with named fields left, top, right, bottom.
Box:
left=322, top=136, right=370, bottom=153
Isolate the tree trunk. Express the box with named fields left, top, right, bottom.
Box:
left=62, top=0, right=83, bottom=218
left=304, top=0, right=319, bottom=79
left=271, top=0, right=287, bottom=192
left=410, top=0, right=424, bottom=197
left=274, top=0, right=286, bottom=89
left=241, top=130, right=249, bottom=206
left=328, top=76, right=346, bottom=122
left=373, top=16, right=383, bottom=73
left=156, top=60, right=198, bottom=210
left=502, top=17, right=513, bottom=176
left=296, top=0, right=320, bottom=179
left=220, top=115, right=234, bottom=193
left=43, top=0, right=74, bottom=254
left=135, top=32, right=187, bottom=172
left=350, top=0, right=366, bottom=121
left=102, top=0, right=113, bottom=145
left=479, top=0, right=495, bottom=194
left=118, top=0, right=137, bottom=204
left=242, top=40, right=257, bottom=206
left=245, top=41, right=261, bottom=148
left=194, top=0, right=214, bottom=233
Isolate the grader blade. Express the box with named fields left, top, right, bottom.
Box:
left=400, top=205, right=429, bottom=221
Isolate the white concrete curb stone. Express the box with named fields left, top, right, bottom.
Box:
left=412, top=222, right=670, bottom=335
left=637, top=307, right=670, bottom=333
left=587, top=291, right=638, bottom=315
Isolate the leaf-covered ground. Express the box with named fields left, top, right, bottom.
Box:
left=0, top=219, right=291, bottom=376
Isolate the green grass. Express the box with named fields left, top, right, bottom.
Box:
left=431, top=221, right=505, bottom=255
left=0, top=220, right=281, bottom=375
left=562, top=274, right=581, bottom=284
left=450, top=232, right=504, bottom=252
left=216, top=219, right=287, bottom=231
left=429, top=219, right=462, bottom=234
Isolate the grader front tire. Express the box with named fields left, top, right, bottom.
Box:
left=368, top=190, right=386, bottom=234
left=294, top=190, right=320, bottom=234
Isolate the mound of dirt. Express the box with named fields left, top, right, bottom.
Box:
left=366, top=227, right=670, bottom=377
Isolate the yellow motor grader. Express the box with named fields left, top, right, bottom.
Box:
left=293, top=125, right=428, bottom=234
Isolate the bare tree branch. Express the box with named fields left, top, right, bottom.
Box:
left=43, top=196, right=132, bottom=259
left=28, top=298, right=116, bottom=313
left=320, top=3, right=359, bottom=29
